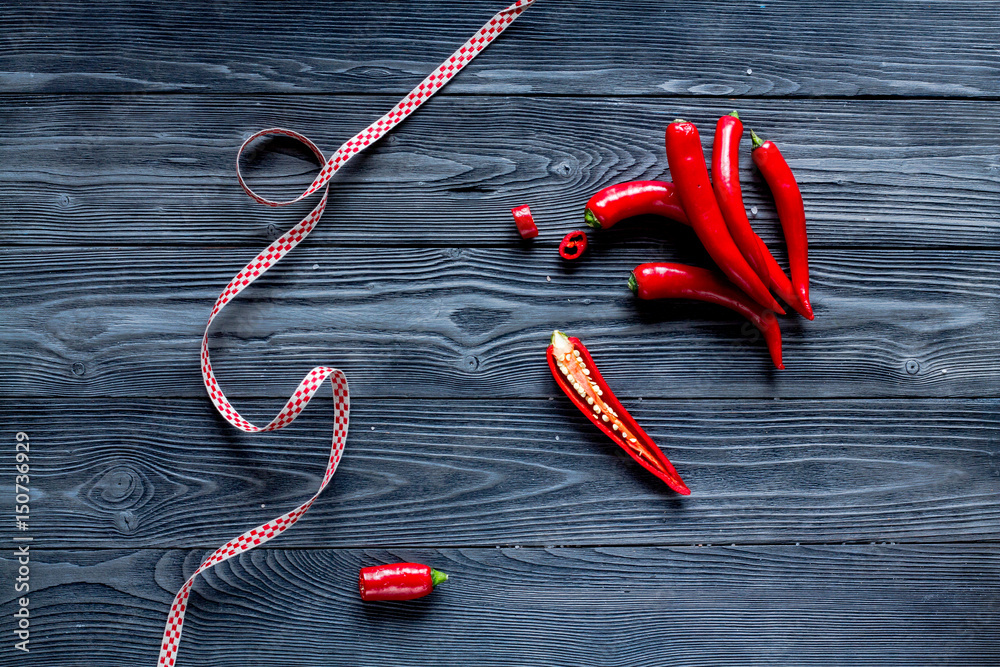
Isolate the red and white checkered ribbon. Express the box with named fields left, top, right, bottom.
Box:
left=158, top=2, right=536, bottom=664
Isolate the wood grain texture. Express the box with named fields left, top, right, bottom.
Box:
left=6, top=397, right=998, bottom=548
left=3, top=2, right=1000, bottom=665
left=1, top=97, right=998, bottom=247
left=2, top=0, right=999, bottom=97
left=1, top=545, right=997, bottom=666
left=3, top=246, right=999, bottom=399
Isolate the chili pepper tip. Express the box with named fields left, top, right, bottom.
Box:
left=749, top=129, right=765, bottom=150
left=430, top=569, right=449, bottom=587
left=584, top=208, right=602, bottom=229
left=672, top=118, right=688, bottom=124
left=728, top=110, right=740, bottom=118
left=511, top=204, right=538, bottom=239
left=800, top=297, right=815, bottom=320
left=627, top=272, right=638, bottom=294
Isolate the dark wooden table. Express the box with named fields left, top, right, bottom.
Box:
left=2, top=1, right=999, bottom=664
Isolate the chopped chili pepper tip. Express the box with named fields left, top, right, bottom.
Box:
left=359, top=562, right=448, bottom=602
left=584, top=208, right=602, bottom=229
left=511, top=204, right=539, bottom=239
left=728, top=110, right=740, bottom=118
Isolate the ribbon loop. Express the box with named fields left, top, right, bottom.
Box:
left=235, top=128, right=329, bottom=208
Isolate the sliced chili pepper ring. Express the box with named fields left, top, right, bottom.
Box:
left=559, top=230, right=588, bottom=260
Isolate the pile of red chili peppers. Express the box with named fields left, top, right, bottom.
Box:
left=534, top=112, right=812, bottom=495
left=583, top=112, right=813, bottom=366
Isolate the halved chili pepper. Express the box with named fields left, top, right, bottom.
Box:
left=359, top=562, right=448, bottom=601
left=750, top=129, right=811, bottom=317
left=712, top=113, right=813, bottom=321
left=511, top=204, right=538, bottom=239
left=665, top=120, right=784, bottom=315
left=583, top=180, right=689, bottom=230
left=559, top=230, right=588, bottom=260
left=547, top=330, right=690, bottom=495
left=629, top=262, right=784, bottom=369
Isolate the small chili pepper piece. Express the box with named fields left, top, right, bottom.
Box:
left=750, top=129, right=811, bottom=317
left=665, top=120, right=784, bottom=315
left=547, top=330, right=690, bottom=495
left=712, top=113, right=814, bottom=321
left=559, top=230, right=588, bottom=260
left=629, top=263, right=784, bottom=369
left=511, top=204, right=538, bottom=239
left=584, top=180, right=689, bottom=230
left=359, top=562, right=449, bottom=601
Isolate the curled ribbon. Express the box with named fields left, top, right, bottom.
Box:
left=158, top=2, right=537, bottom=664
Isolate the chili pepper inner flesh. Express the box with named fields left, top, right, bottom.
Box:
left=550, top=332, right=672, bottom=478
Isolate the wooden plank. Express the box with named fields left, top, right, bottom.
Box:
left=7, top=397, right=999, bottom=547
left=1, top=97, right=998, bottom=247
left=2, top=1, right=999, bottom=97
left=2, top=545, right=997, bottom=666
left=3, top=246, right=999, bottom=399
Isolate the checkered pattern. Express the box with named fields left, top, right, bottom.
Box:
left=158, top=2, right=536, bottom=665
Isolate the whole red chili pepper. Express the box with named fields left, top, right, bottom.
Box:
left=665, top=120, right=784, bottom=315
left=559, top=230, right=588, bottom=260
left=547, top=330, right=690, bottom=495
left=712, top=113, right=814, bottom=321
left=359, top=562, right=449, bottom=601
left=750, top=129, right=811, bottom=317
left=713, top=113, right=767, bottom=280
left=583, top=180, right=689, bottom=230
left=511, top=204, right=538, bottom=239
left=629, top=263, right=784, bottom=369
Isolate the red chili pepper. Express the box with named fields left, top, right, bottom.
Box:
left=629, top=263, right=783, bottom=369
left=665, top=120, right=784, bottom=315
left=750, top=130, right=811, bottom=317
left=712, top=113, right=814, bottom=321
left=359, top=562, right=448, bottom=601
left=583, top=180, right=689, bottom=230
left=511, top=204, right=538, bottom=239
left=547, top=330, right=690, bottom=495
left=559, top=230, right=588, bottom=260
